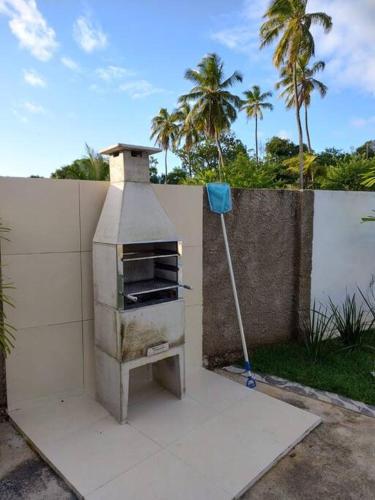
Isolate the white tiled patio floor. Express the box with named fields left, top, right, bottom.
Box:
left=9, top=367, right=320, bottom=499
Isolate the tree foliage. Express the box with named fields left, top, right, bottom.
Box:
left=150, top=108, right=180, bottom=182
left=320, top=158, right=375, bottom=191
left=175, top=132, right=247, bottom=176
left=260, top=0, right=332, bottom=188
left=241, top=85, right=273, bottom=162
left=51, top=144, right=109, bottom=180
left=179, top=53, right=243, bottom=177
left=265, top=136, right=304, bottom=161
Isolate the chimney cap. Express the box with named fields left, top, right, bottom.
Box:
left=100, top=143, right=162, bottom=156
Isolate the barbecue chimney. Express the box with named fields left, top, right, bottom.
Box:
left=93, top=143, right=187, bottom=423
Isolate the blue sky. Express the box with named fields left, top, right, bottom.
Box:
left=0, top=0, right=374, bottom=177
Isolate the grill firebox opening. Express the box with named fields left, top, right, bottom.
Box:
left=120, top=241, right=180, bottom=309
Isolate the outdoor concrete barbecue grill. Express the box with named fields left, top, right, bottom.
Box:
left=93, top=143, right=189, bottom=423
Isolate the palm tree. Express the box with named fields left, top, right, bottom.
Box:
left=150, top=108, right=179, bottom=183
left=241, top=85, right=273, bottom=163
left=179, top=53, right=242, bottom=179
left=85, top=144, right=109, bottom=180
left=174, top=103, right=200, bottom=177
left=276, top=56, right=327, bottom=153
left=260, top=0, right=332, bottom=189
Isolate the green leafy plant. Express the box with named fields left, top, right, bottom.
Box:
left=329, top=293, right=374, bottom=351
left=361, top=210, right=375, bottom=223
left=358, top=281, right=375, bottom=320
left=0, top=219, right=16, bottom=356
left=300, top=301, right=333, bottom=363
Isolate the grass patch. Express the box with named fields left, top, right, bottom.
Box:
left=250, top=331, right=375, bottom=406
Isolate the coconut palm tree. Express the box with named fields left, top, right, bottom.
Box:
left=85, top=144, right=110, bottom=180
left=276, top=56, right=327, bottom=153
left=260, top=0, right=332, bottom=189
left=241, top=85, right=273, bottom=164
left=174, top=103, right=200, bottom=177
left=179, top=53, right=242, bottom=179
left=150, top=108, right=179, bottom=184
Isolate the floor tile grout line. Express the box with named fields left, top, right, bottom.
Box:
left=85, top=446, right=164, bottom=498
left=10, top=412, right=111, bottom=447
left=127, top=403, right=218, bottom=449
left=166, top=441, right=234, bottom=497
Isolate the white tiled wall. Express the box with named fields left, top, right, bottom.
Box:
left=0, top=178, right=203, bottom=409
left=154, top=185, right=203, bottom=367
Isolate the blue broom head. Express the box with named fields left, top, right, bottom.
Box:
left=206, top=183, right=232, bottom=214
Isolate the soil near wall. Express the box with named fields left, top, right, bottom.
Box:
left=203, top=188, right=314, bottom=368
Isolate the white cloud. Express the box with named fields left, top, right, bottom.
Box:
left=309, top=0, right=375, bottom=95
left=119, top=80, right=164, bottom=99
left=211, top=26, right=257, bottom=52
left=351, top=116, right=375, bottom=128
left=61, top=56, right=80, bottom=71
left=23, top=100, right=45, bottom=113
left=23, top=68, right=46, bottom=87
left=96, top=65, right=135, bottom=81
left=210, top=0, right=267, bottom=54
left=0, top=0, right=57, bottom=61
left=276, top=129, right=292, bottom=140
left=73, top=15, right=107, bottom=53
left=212, top=0, right=375, bottom=95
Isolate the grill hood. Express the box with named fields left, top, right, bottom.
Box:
left=93, top=143, right=178, bottom=245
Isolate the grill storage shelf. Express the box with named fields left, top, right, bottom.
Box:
left=119, top=242, right=181, bottom=310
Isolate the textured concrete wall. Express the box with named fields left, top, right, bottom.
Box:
left=203, top=188, right=314, bottom=367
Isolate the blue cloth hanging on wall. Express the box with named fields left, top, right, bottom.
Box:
left=206, top=183, right=232, bottom=214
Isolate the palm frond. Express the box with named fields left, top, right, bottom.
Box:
left=309, top=12, right=333, bottom=33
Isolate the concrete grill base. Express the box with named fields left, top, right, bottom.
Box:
left=9, top=368, right=320, bottom=499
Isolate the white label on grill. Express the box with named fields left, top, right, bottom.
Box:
left=146, top=342, right=170, bottom=357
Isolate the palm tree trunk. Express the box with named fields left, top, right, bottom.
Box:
left=304, top=103, right=312, bottom=154
left=164, top=149, right=168, bottom=184
left=255, top=114, right=259, bottom=165
left=215, top=132, right=225, bottom=181
left=187, top=150, right=192, bottom=177
left=293, top=63, right=304, bottom=190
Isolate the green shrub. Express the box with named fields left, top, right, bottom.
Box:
left=321, top=157, right=375, bottom=191
left=329, top=293, right=374, bottom=350
left=300, top=301, right=333, bottom=362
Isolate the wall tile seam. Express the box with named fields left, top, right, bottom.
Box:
left=1, top=250, right=85, bottom=256
left=13, top=319, right=85, bottom=332
left=8, top=387, right=86, bottom=410
left=78, top=182, right=86, bottom=392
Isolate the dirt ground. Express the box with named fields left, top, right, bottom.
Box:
left=218, top=370, right=375, bottom=500
left=0, top=421, right=76, bottom=499
left=1, top=376, right=374, bottom=500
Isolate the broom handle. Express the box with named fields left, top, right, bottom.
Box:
left=220, top=214, right=251, bottom=374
